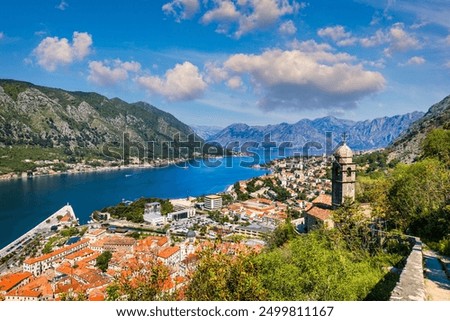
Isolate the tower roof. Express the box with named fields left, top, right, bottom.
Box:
left=334, top=142, right=353, bottom=158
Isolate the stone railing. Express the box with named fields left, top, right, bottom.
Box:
left=390, top=237, right=426, bottom=301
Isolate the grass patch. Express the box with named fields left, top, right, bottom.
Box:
left=0, top=146, right=66, bottom=174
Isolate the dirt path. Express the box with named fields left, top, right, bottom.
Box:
left=423, top=249, right=450, bottom=300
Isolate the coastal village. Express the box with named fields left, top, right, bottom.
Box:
left=0, top=144, right=356, bottom=301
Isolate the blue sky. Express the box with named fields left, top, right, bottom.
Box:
left=0, top=0, right=449, bottom=127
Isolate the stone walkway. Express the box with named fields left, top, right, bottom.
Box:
left=423, top=249, right=450, bottom=300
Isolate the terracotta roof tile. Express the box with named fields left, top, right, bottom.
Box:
left=0, top=272, right=32, bottom=292
left=312, top=194, right=332, bottom=207
left=158, top=246, right=180, bottom=259
left=24, top=239, right=89, bottom=265
left=307, top=206, right=332, bottom=221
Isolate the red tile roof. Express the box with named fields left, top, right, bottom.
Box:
left=24, top=239, right=89, bottom=265
left=307, top=206, right=332, bottom=221
left=312, top=194, right=332, bottom=207
left=0, top=272, right=32, bottom=292
left=157, top=236, right=168, bottom=247
left=158, top=246, right=180, bottom=259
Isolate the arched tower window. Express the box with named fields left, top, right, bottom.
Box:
left=346, top=167, right=352, bottom=177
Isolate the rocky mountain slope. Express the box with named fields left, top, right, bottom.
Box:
left=0, top=79, right=199, bottom=157
left=207, top=112, right=424, bottom=152
left=190, top=125, right=223, bottom=140
left=387, top=95, right=450, bottom=163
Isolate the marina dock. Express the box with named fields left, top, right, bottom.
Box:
left=0, top=204, right=77, bottom=259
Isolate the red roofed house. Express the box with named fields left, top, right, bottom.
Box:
left=23, top=239, right=89, bottom=276
left=157, top=246, right=181, bottom=269
left=5, top=276, right=53, bottom=301
left=0, top=272, right=32, bottom=295
left=305, top=206, right=334, bottom=231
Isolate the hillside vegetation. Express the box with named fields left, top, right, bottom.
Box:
left=388, top=94, right=450, bottom=163
left=0, top=79, right=201, bottom=174
left=358, top=128, right=450, bottom=255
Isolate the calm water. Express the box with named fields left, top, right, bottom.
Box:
left=0, top=157, right=267, bottom=248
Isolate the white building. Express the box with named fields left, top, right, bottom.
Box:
left=23, top=239, right=89, bottom=276
left=143, top=202, right=166, bottom=225
left=204, top=195, right=222, bottom=211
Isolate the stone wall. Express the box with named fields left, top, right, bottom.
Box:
left=390, top=237, right=426, bottom=301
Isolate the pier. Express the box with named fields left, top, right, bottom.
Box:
left=0, top=204, right=77, bottom=259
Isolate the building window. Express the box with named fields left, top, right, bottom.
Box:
left=346, top=167, right=352, bottom=177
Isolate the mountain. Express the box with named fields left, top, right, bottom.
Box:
left=0, top=79, right=199, bottom=157
left=208, top=113, right=424, bottom=152
left=387, top=95, right=450, bottom=163
left=190, top=125, right=223, bottom=140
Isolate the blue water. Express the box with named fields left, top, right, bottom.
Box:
left=0, top=157, right=267, bottom=248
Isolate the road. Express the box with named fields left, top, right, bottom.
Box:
left=423, top=249, right=450, bottom=300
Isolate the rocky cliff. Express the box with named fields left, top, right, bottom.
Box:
left=0, top=79, right=199, bottom=155
left=207, top=113, right=424, bottom=151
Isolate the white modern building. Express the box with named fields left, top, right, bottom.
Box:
left=143, top=202, right=166, bottom=225
left=204, top=195, right=222, bottom=210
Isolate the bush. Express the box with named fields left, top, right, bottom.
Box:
left=438, top=238, right=450, bottom=256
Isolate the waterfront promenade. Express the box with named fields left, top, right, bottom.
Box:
left=0, top=204, right=77, bottom=259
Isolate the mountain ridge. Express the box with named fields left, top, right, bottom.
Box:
left=387, top=94, right=450, bottom=163
left=207, top=113, right=424, bottom=151
left=0, top=79, right=201, bottom=168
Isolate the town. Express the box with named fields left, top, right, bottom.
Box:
left=0, top=143, right=359, bottom=301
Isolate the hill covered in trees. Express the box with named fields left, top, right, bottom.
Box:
left=0, top=79, right=201, bottom=174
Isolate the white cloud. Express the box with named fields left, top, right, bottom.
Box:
left=201, top=0, right=240, bottom=25
left=221, top=45, right=385, bottom=110
left=205, top=61, right=229, bottom=83
left=162, top=0, right=200, bottom=22
left=278, top=20, right=297, bottom=35
left=34, top=30, right=47, bottom=37
left=0, top=32, right=4, bottom=41
left=362, top=58, right=386, bottom=69
left=446, top=35, right=450, bottom=46
left=56, top=1, right=69, bottom=11
left=236, top=0, right=299, bottom=38
left=290, top=39, right=355, bottom=63
left=401, top=56, right=425, bottom=66
left=136, top=61, right=207, bottom=101
left=33, top=32, right=93, bottom=71
left=360, top=29, right=388, bottom=47
left=410, top=21, right=428, bottom=29
left=227, top=76, right=243, bottom=89
left=384, top=23, right=421, bottom=56
left=88, top=60, right=141, bottom=86
left=163, top=0, right=303, bottom=37
left=356, top=23, right=420, bottom=55
left=317, top=25, right=357, bottom=46
left=445, top=61, right=450, bottom=69
left=289, top=39, right=332, bottom=52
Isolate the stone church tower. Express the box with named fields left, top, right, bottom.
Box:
left=331, top=138, right=356, bottom=208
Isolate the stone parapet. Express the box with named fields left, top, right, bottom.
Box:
left=390, top=237, right=426, bottom=301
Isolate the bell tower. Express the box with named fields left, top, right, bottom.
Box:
left=331, top=134, right=356, bottom=208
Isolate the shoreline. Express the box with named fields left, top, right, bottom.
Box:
left=0, top=154, right=266, bottom=182
left=0, top=156, right=271, bottom=249
left=0, top=158, right=187, bottom=182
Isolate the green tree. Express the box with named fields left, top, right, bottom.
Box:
left=59, top=291, right=87, bottom=301
left=254, top=231, right=392, bottom=301
left=387, top=159, right=450, bottom=232
left=266, top=219, right=296, bottom=249
left=356, top=175, right=390, bottom=220
left=332, top=199, right=373, bottom=252
left=96, top=251, right=112, bottom=272
left=421, top=128, right=450, bottom=165
left=185, top=249, right=267, bottom=301
left=106, top=259, right=175, bottom=301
